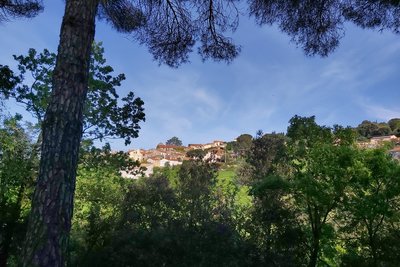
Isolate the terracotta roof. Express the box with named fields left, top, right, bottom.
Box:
left=371, top=135, right=397, bottom=140
left=390, top=146, right=400, bottom=152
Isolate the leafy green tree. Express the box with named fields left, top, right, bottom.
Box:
left=388, top=118, right=400, bottom=130
left=69, top=143, right=137, bottom=266
left=103, top=175, right=180, bottom=267
left=177, top=160, right=217, bottom=228
left=86, top=159, right=251, bottom=267
left=287, top=115, right=332, bottom=148
left=186, top=149, right=206, bottom=161
left=357, top=120, right=377, bottom=138
left=376, top=122, right=392, bottom=136
left=388, top=118, right=400, bottom=136
left=339, top=149, right=400, bottom=266
left=355, top=120, right=395, bottom=138
left=0, top=116, right=38, bottom=266
left=233, top=134, right=253, bottom=157
left=166, top=136, right=183, bottom=146
left=241, top=130, right=306, bottom=266
left=247, top=131, right=287, bottom=179
left=292, top=143, right=361, bottom=267
left=287, top=115, right=360, bottom=267
left=1, top=43, right=145, bottom=144
left=175, top=160, right=253, bottom=266
left=235, top=131, right=286, bottom=185
left=0, top=65, right=19, bottom=93
left=250, top=175, right=307, bottom=267
left=356, top=120, right=392, bottom=138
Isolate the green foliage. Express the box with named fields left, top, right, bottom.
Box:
left=0, top=42, right=145, bottom=144
left=0, top=65, right=20, bottom=92
left=241, top=127, right=307, bottom=266
left=247, top=131, right=287, bottom=179
left=287, top=115, right=333, bottom=148
left=0, top=116, right=141, bottom=266
left=388, top=118, right=400, bottom=131
left=339, top=149, right=400, bottom=266
left=233, top=134, right=253, bottom=156
left=2, top=111, right=399, bottom=266
left=0, top=116, right=38, bottom=265
left=79, top=141, right=141, bottom=176
left=69, top=144, right=136, bottom=266
left=165, top=136, right=183, bottom=146
left=286, top=116, right=362, bottom=266
left=71, top=160, right=253, bottom=267
left=177, top=160, right=217, bottom=227
left=249, top=174, right=307, bottom=267
left=186, top=148, right=206, bottom=160
left=356, top=120, right=396, bottom=138
left=388, top=118, right=400, bottom=136
left=152, top=164, right=181, bottom=188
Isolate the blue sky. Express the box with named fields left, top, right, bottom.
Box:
left=1, top=1, right=400, bottom=150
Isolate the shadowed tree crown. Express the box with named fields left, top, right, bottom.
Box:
left=249, top=0, right=400, bottom=56
left=98, top=0, right=400, bottom=63
left=3, top=1, right=400, bottom=65
left=96, top=0, right=241, bottom=67
left=166, top=136, right=183, bottom=146
left=0, top=0, right=43, bottom=21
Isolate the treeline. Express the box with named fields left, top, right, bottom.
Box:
left=228, top=118, right=400, bottom=156
left=355, top=119, right=400, bottom=139
left=2, top=114, right=400, bottom=266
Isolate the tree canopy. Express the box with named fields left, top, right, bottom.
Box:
left=249, top=0, right=400, bottom=56
left=0, top=42, right=145, bottom=144
left=166, top=136, right=183, bottom=146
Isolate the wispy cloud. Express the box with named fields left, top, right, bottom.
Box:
left=2, top=4, right=400, bottom=150
left=360, top=102, right=400, bottom=121
left=192, top=89, right=221, bottom=112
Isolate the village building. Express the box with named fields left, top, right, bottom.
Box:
left=389, top=146, right=400, bottom=160
left=188, top=144, right=203, bottom=150
left=370, top=135, right=398, bottom=145
left=128, top=149, right=145, bottom=162
left=204, top=147, right=225, bottom=162
left=156, top=143, right=185, bottom=152
left=123, top=139, right=227, bottom=177
left=159, top=158, right=183, bottom=167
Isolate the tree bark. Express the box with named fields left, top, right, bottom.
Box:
left=21, top=0, right=100, bottom=266
left=308, top=227, right=320, bottom=267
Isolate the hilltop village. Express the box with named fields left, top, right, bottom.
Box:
left=124, top=140, right=227, bottom=177
left=124, top=134, right=400, bottom=178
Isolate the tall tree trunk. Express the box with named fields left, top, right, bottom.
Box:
left=21, top=0, right=100, bottom=266
left=308, top=230, right=320, bottom=267
left=0, top=227, right=12, bottom=267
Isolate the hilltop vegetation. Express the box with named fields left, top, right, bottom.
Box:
left=1, top=36, right=400, bottom=267
left=2, top=114, right=400, bottom=266
left=356, top=119, right=400, bottom=139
